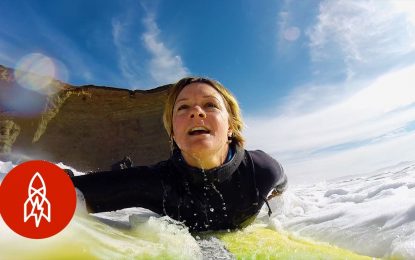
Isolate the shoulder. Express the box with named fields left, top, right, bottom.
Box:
left=247, top=150, right=282, bottom=171
left=247, top=150, right=284, bottom=182
left=246, top=150, right=287, bottom=196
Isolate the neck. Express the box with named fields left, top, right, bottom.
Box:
left=181, top=145, right=230, bottom=170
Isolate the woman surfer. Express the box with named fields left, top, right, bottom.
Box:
left=70, top=77, right=287, bottom=231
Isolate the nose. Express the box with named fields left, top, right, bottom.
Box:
left=190, top=106, right=206, bottom=118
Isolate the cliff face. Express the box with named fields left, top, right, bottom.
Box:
left=0, top=65, right=171, bottom=171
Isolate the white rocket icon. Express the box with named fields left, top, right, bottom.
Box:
left=24, top=172, right=51, bottom=227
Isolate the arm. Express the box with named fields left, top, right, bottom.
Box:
left=70, top=163, right=165, bottom=214
left=249, top=150, right=288, bottom=200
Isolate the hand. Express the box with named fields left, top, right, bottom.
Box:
left=63, top=168, right=75, bottom=178
left=267, top=189, right=284, bottom=200
left=111, top=156, right=133, bottom=170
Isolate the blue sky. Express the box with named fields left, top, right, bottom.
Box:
left=0, top=0, right=315, bottom=113
left=1, top=0, right=415, bottom=183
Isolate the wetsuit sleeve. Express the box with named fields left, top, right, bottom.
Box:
left=249, top=150, right=287, bottom=198
left=70, top=163, right=165, bottom=214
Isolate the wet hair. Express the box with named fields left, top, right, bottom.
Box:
left=163, top=77, right=245, bottom=148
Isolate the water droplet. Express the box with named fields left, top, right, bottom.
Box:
left=210, top=208, right=214, bottom=212
left=224, top=214, right=228, bottom=217
left=209, top=219, right=213, bottom=222
left=194, top=213, right=197, bottom=216
left=190, top=200, right=194, bottom=204
left=222, top=207, right=227, bottom=210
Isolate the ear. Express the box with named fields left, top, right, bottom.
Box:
left=170, top=134, right=179, bottom=151
left=169, top=132, right=176, bottom=145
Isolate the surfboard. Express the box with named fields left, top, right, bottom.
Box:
left=216, top=225, right=375, bottom=260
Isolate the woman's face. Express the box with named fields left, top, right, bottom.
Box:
left=172, top=83, right=232, bottom=166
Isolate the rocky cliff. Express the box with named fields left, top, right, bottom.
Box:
left=0, top=65, right=171, bottom=171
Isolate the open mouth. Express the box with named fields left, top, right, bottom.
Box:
left=188, top=126, right=210, bottom=135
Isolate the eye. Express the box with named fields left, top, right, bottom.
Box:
left=205, top=102, right=218, bottom=108
left=177, top=104, right=189, bottom=111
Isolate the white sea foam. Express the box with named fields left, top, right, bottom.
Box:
left=263, top=161, right=415, bottom=259
left=0, top=161, right=14, bottom=182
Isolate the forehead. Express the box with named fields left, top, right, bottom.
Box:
left=176, top=82, right=224, bottom=101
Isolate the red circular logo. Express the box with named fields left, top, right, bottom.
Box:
left=0, top=160, right=76, bottom=239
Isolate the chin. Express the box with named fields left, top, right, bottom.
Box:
left=188, top=145, right=213, bottom=155
left=184, top=143, right=215, bottom=155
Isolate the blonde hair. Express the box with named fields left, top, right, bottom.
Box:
left=163, top=77, right=245, bottom=148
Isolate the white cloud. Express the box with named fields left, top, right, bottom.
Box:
left=112, top=18, right=146, bottom=87
left=391, top=0, right=415, bottom=26
left=307, top=0, right=415, bottom=79
left=245, top=64, right=415, bottom=183
left=142, top=14, right=189, bottom=85
left=288, top=131, right=415, bottom=184
left=112, top=10, right=189, bottom=88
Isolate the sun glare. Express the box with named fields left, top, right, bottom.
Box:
left=14, top=53, right=58, bottom=95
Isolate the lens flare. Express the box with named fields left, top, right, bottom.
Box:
left=14, top=53, right=57, bottom=95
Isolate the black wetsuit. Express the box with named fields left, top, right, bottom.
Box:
left=71, top=144, right=287, bottom=232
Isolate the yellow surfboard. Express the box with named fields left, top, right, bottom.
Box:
left=217, top=225, right=376, bottom=260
